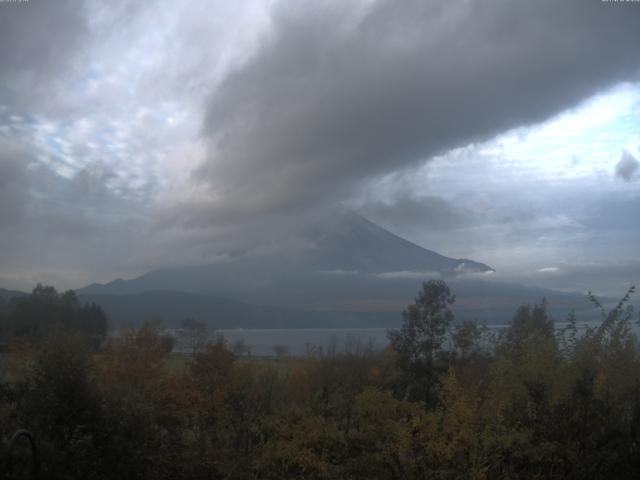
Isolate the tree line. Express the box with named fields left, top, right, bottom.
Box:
left=0, top=280, right=639, bottom=479
left=0, top=284, right=108, bottom=349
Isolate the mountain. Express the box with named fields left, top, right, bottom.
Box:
left=75, top=211, right=605, bottom=327
left=79, top=211, right=493, bottom=303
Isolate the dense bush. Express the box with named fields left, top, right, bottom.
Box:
left=0, top=282, right=639, bottom=479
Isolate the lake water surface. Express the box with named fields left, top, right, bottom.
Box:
left=192, top=320, right=607, bottom=356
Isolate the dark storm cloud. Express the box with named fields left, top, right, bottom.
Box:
left=197, top=0, right=640, bottom=223
left=615, top=150, right=639, bottom=182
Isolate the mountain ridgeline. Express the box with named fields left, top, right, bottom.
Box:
left=80, top=212, right=493, bottom=300
left=71, top=211, right=601, bottom=328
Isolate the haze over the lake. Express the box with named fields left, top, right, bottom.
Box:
left=1, top=0, right=639, bottom=296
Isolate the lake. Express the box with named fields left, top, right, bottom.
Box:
left=174, top=320, right=607, bottom=356
left=215, top=328, right=390, bottom=356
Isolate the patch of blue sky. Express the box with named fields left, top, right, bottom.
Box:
left=428, top=83, right=640, bottom=184
left=44, top=136, right=66, bottom=157
left=507, top=84, right=638, bottom=171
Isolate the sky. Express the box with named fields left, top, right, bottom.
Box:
left=0, top=0, right=639, bottom=296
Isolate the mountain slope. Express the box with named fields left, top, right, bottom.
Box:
left=302, top=211, right=493, bottom=275
left=79, top=211, right=493, bottom=303
left=75, top=211, right=608, bottom=327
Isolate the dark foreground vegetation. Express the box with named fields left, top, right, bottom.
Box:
left=0, top=281, right=639, bottom=479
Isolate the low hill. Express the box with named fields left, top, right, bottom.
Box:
left=79, top=290, right=398, bottom=329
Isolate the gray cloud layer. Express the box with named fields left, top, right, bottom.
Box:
left=1, top=0, right=639, bottom=294
left=0, top=0, right=91, bottom=114
left=197, top=0, right=640, bottom=223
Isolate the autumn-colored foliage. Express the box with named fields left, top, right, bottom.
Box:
left=1, top=282, right=639, bottom=478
